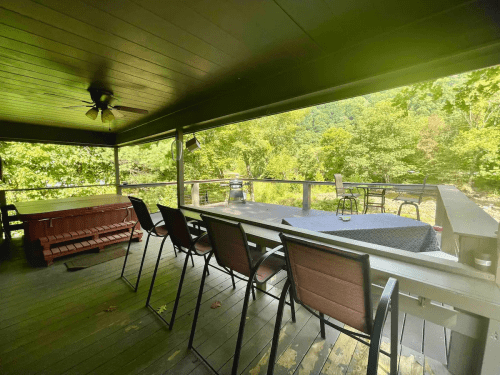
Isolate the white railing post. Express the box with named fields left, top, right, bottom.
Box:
left=302, top=183, right=311, bottom=210
left=496, top=222, right=500, bottom=285
left=192, top=183, right=200, bottom=207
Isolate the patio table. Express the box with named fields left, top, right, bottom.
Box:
left=355, top=185, right=393, bottom=214
left=282, top=213, right=440, bottom=253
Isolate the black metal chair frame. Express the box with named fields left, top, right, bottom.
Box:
left=395, top=176, right=428, bottom=221
left=334, top=174, right=360, bottom=215
left=267, top=233, right=399, bottom=375
left=146, top=204, right=210, bottom=330
left=189, top=215, right=295, bottom=375
left=1, top=204, right=23, bottom=240
left=121, top=196, right=171, bottom=292
left=363, top=187, right=386, bottom=214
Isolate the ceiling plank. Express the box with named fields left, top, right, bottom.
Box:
left=0, top=36, right=191, bottom=93
left=132, top=0, right=250, bottom=58
left=80, top=0, right=237, bottom=67
left=0, top=74, right=159, bottom=110
left=1, top=0, right=218, bottom=78
left=0, top=11, right=204, bottom=86
left=0, top=55, right=176, bottom=100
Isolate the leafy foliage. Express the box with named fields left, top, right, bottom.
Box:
left=2, top=65, right=499, bottom=211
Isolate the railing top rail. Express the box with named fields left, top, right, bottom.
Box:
left=239, top=178, right=438, bottom=191
left=121, top=179, right=229, bottom=189
left=0, top=178, right=439, bottom=192
left=0, top=183, right=116, bottom=192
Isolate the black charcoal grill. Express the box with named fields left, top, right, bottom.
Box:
left=228, top=179, right=246, bottom=203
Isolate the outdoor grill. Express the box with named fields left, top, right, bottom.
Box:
left=228, top=179, right=246, bottom=203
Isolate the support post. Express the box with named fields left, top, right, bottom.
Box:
left=192, top=183, right=200, bottom=207
left=435, top=191, right=445, bottom=227
left=480, top=318, right=500, bottom=374
left=496, top=222, right=500, bottom=285
left=176, top=128, right=184, bottom=207
left=302, top=183, right=311, bottom=210
left=0, top=157, right=5, bottom=237
left=114, top=147, right=121, bottom=195
left=0, top=190, right=5, bottom=238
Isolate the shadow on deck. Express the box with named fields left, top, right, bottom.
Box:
left=0, top=230, right=451, bottom=375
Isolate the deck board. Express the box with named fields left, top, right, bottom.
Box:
left=0, top=235, right=452, bottom=375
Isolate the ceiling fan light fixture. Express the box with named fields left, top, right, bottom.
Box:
left=85, top=107, right=99, bottom=120
left=101, top=108, right=115, bottom=123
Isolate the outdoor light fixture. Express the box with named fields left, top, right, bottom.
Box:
left=101, top=108, right=115, bottom=123
left=186, top=134, right=201, bottom=152
left=85, top=107, right=99, bottom=120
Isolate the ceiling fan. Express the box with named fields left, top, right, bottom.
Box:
left=49, top=88, right=149, bottom=123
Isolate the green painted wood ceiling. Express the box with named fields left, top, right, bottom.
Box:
left=0, top=0, right=499, bottom=146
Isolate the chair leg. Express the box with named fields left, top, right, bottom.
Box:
left=190, top=253, right=195, bottom=267
left=146, top=236, right=167, bottom=307
left=230, top=270, right=236, bottom=289
left=397, top=203, right=404, bottom=216
left=350, top=197, right=358, bottom=214
left=231, top=277, right=255, bottom=375
left=173, top=244, right=178, bottom=257
left=267, top=280, right=291, bottom=375
left=398, top=202, right=420, bottom=221
left=390, top=286, right=399, bottom=375
left=133, top=233, right=151, bottom=292
left=188, top=253, right=213, bottom=349
left=319, top=313, right=326, bottom=339
left=169, top=248, right=192, bottom=330
left=121, top=224, right=137, bottom=278
left=251, top=283, right=256, bottom=300
left=203, top=254, right=210, bottom=275
left=289, top=292, right=296, bottom=323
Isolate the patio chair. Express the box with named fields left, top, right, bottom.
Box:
left=394, top=176, right=427, bottom=221
left=148, top=204, right=213, bottom=330
left=334, top=174, right=360, bottom=215
left=189, top=214, right=295, bottom=375
left=267, top=233, right=399, bottom=375
left=121, top=196, right=171, bottom=292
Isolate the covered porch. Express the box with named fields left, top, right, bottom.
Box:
left=1, top=0, right=500, bottom=374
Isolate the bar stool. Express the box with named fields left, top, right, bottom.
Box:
left=363, top=187, right=386, bottom=213
left=267, top=233, right=399, bottom=375
left=121, top=196, right=170, bottom=292
left=189, top=214, right=295, bottom=374
left=147, top=204, right=213, bottom=330
left=334, top=174, right=360, bottom=215
left=394, top=176, right=427, bottom=221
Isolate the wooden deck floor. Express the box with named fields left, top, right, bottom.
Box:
left=0, top=228, right=452, bottom=375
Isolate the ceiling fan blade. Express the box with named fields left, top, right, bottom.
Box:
left=110, top=109, right=124, bottom=118
left=44, top=93, right=93, bottom=104
left=112, top=106, right=148, bottom=114
left=62, top=105, right=93, bottom=109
